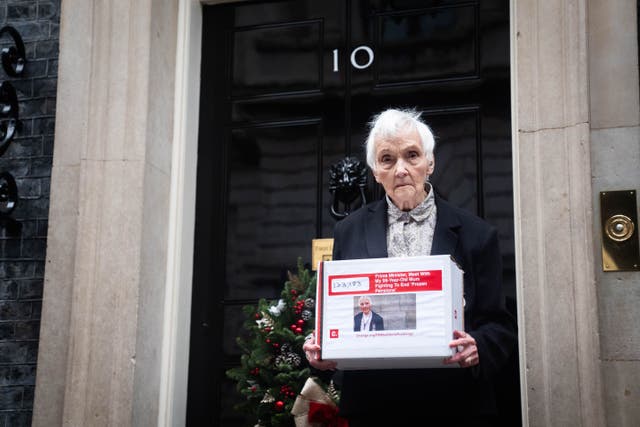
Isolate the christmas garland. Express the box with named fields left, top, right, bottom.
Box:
left=227, top=258, right=340, bottom=427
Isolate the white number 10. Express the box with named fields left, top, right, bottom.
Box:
left=332, top=46, right=375, bottom=72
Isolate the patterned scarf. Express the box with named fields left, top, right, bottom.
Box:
left=386, top=184, right=437, bottom=257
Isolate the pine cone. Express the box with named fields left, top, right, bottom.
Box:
left=327, top=380, right=341, bottom=403
left=284, top=352, right=302, bottom=367
left=301, top=310, right=313, bottom=321
left=280, top=343, right=291, bottom=354
left=261, top=392, right=275, bottom=403
left=304, top=298, right=315, bottom=309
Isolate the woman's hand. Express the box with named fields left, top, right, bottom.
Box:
left=444, top=329, right=479, bottom=368
left=303, top=332, right=338, bottom=371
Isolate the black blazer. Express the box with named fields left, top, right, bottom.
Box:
left=332, top=194, right=517, bottom=418
left=354, top=311, right=384, bottom=331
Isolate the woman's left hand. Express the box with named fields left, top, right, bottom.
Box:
left=444, top=329, right=479, bottom=368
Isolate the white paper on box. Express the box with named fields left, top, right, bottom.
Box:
left=316, top=255, right=464, bottom=370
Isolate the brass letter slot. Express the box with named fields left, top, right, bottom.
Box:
left=600, top=190, right=640, bottom=271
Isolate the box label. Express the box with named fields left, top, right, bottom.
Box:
left=328, top=270, right=442, bottom=296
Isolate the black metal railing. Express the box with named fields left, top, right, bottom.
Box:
left=0, top=26, right=26, bottom=234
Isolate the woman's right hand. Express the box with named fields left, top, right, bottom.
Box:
left=303, top=332, right=338, bottom=371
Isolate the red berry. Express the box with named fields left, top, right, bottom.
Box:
left=275, top=401, right=285, bottom=410
left=297, top=319, right=304, bottom=326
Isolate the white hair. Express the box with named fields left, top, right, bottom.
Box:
left=358, top=295, right=372, bottom=304
left=364, top=108, right=436, bottom=171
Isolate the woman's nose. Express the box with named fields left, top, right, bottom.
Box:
left=395, top=159, right=408, bottom=176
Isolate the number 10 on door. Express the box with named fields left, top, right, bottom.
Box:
left=333, top=46, right=375, bottom=72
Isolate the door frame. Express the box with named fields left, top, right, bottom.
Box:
left=164, top=0, right=604, bottom=425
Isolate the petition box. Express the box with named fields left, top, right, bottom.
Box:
left=316, top=255, right=464, bottom=370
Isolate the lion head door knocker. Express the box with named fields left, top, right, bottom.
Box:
left=328, top=156, right=368, bottom=220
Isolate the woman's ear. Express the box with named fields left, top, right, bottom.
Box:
left=372, top=168, right=381, bottom=183
left=426, top=157, right=435, bottom=175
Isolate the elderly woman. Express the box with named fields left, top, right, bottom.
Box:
left=354, top=296, right=384, bottom=332
left=304, top=108, right=516, bottom=426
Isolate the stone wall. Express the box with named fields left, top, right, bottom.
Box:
left=0, top=1, right=59, bottom=426
left=589, top=1, right=640, bottom=426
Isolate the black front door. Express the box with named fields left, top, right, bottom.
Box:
left=188, top=1, right=517, bottom=425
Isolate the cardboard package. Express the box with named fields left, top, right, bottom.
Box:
left=316, top=255, right=464, bottom=370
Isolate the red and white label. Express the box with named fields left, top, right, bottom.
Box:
left=328, top=270, right=442, bottom=296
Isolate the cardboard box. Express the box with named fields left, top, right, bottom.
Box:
left=316, top=255, right=464, bottom=370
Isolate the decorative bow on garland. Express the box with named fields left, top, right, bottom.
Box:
left=291, top=378, right=348, bottom=427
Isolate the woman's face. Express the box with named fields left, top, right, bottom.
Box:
left=372, top=128, right=434, bottom=211
left=359, top=299, right=371, bottom=314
